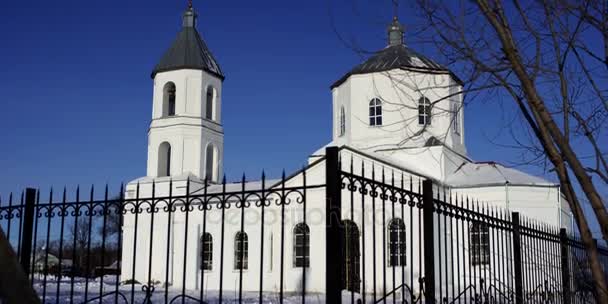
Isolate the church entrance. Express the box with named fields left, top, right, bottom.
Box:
left=342, top=220, right=360, bottom=293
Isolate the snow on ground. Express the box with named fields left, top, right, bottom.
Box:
left=32, top=275, right=362, bottom=303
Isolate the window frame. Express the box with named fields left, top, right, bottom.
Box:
left=418, top=97, right=432, bottom=126
left=234, top=231, right=248, bottom=270
left=369, top=98, right=383, bottom=127
left=470, top=222, right=490, bottom=266
left=162, top=82, right=177, bottom=118
left=293, top=223, right=310, bottom=268
left=451, top=102, right=460, bottom=135
left=205, top=85, right=215, bottom=121
left=157, top=142, right=171, bottom=177
left=339, top=106, right=346, bottom=137
left=388, top=218, right=406, bottom=267
left=200, top=233, right=213, bottom=271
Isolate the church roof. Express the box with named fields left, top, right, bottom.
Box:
left=331, top=17, right=460, bottom=89
left=151, top=6, right=224, bottom=79
left=446, top=162, right=556, bottom=187
left=331, top=44, right=459, bottom=89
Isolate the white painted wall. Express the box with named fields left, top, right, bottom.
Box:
left=147, top=69, right=224, bottom=181
left=452, top=185, right=572, bottom=231
left=332, top=70, right=466, bottom=156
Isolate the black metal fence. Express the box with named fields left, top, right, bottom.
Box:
left=0, top=146, right=606, bottom=304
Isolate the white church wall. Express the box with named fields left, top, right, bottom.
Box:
left=147, top=125, right=204, bottom=177
left=451, top=185, right=572, bottom=231
left=152, top=69, right=222, bottom=119
left=334, top=70, right=464, bottom=155
left=147, top=68, right=224, bottom=179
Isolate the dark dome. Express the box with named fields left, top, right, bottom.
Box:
left=331, top=44, right=460, bottom=89
left=151, top=7, right=224, bottom=80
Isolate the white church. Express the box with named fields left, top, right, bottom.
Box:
left=120, top=3, right=573, bottom=299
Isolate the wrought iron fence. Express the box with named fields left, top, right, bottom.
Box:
left=0, top=146, right=607, bottom=304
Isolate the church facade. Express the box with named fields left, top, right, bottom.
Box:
left=120, top=4, right=573, bottom=297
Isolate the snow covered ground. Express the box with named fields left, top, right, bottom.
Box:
left=32, top=275, right=362, bottom=303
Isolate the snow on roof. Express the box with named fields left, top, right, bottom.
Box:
left=446, top=162, right=556, bottom=188
left=130, top=172, right=201, bottom=184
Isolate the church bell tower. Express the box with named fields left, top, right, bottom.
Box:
left=146, top=3, right=224, bottom=183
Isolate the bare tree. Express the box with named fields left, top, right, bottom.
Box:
left=409, top=0, right=608, bottom=302
left=70, top=217, right=91, bottom=269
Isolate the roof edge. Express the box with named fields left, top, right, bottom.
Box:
left=151, top=66, right=226, bottom=80
left=330, top=66, right=462, bottom=89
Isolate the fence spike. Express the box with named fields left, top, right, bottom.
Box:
left=372, top=162, right=376, bottom=181
left=119, top=183, right=124, bottom=200
left=75, top=185, right=80, bottom=203
left=361, top=159, right=365, bottom=178
left=409, top=175, right=412, bottom=192
left=90, top=184, right=95, bottom=201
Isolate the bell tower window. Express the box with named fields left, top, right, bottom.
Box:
left=205, top=144, right=217, bottom=182
left=158, top=142, right=171, bottom=177
left=206, top=86, right=216, bottom=121
left=451, top=102, right=460, bottom=134
left=163, top=82, right=176, bottom=117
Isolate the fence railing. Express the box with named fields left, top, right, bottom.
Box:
left=0, top=146, right=606, bottom=304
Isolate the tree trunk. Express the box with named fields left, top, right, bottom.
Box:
left=473, top=1, right=608, bottom=302
left=0, top=228, right=40, bottom=304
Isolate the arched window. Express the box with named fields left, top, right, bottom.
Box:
left=157, top=142, right=171, bottom=177
left=342, top=220, right=360, bottom=292
left=388, top=218, right=406, bottom=267
left=451, top=102, right=460, bottom=134
left=470, top=222, right=490, bottom=266
left=418, top=97, right=431, bottom=125
left=163, top=82, right=176, bottom=117
left=234, top=231, right=248, bottom=270
left=293, top=223, right=310, bottom=267
left=205, top=86, right=216, bottom=121
left=369, top=98, right=382, bottom=126
left=205, top=144, right=217, bottom=182
left=200, top=233, right=212, bottom=270
left=339, top=106, right=346, bottom=136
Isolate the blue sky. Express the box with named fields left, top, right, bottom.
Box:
left=0, top=0, right=596, bottom=231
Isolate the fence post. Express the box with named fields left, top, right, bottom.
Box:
left=511, top=212, right=524, bottom=304
left=560, top=228, right=571, bottom=304
left=19, top=188, right=36, bottom=276
left=325, top=147, right=342, bottom=304
left=422, top=179, right=435, bottom=304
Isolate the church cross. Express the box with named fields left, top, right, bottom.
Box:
left=392, top=0, right=398, bottom=18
